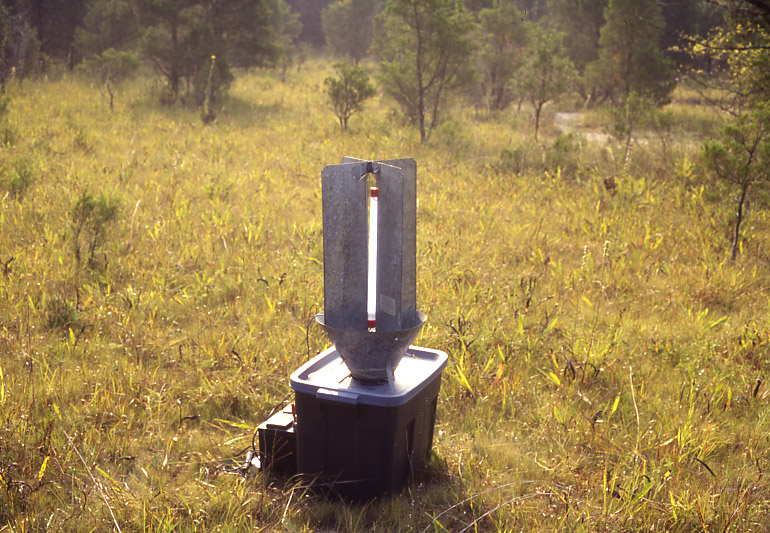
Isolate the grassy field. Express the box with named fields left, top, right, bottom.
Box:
left=1, top=60, right=769, bottom=531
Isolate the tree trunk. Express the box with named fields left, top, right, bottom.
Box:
left=430, top=78, right=444, bottom=133
left=107, top=82, right=114, bottom=111
left=731, top=182, right=749, bottom=261
left=418, top=103, right=426, bottom=142
left=413, top=3, right=426, bottom=143
left=534, top=102, right=542, bottom=142
left=170, top=16, right=179, bottom=97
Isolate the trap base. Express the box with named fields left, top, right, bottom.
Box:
left=289, top=346, right=447, bottom=498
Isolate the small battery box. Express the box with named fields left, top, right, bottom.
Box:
left=257, top=404, right=296, bottom=475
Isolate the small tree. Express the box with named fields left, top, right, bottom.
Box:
left=374, top=0, right=476, bottom=142
left=137, top=0, right=272, bottom=105
left=679, top=22, right=770, bottom=116
left=0, top=3, right=42, bottom=90
left=78, top=48, right=140, bottom=110
left=70, top=191, right=120, bottom=267
left=548, top=0, right=608, bottom=102
left=188, top=32, right=233, bottom=109
left=586, top=0, right=674, bottom=105
left=74, top=0, right=139, bottom=57
left=321, top=0, right=383, bottom=63
left=611, top=91, right=654, bottom=167
left=267, top=0, right=303, bottom=81
left=548, top=0, right=606, bottom=73
left=475, top=0, right=528, bottom=111
left=517, top=25, right=575, bottom=142
left=702, top=104, right=770, bottom=261
left=324, top=62, right=376, bottom=130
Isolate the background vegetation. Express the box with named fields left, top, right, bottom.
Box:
left=1, top=0, right=770, bottom=531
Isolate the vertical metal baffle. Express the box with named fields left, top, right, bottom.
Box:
left=318, top=157, right=423, bottom=381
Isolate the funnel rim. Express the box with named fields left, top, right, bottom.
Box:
left=315, top=310, right=426, bottom=334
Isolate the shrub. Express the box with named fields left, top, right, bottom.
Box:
left=324, top=61, right=375, bottom=130
left=77, top=48, right=140, bottom=110
left=494, top=145, right=528, bottom=176
left=546, top=133, right=583, bottom=177
left=0, top=157, right=33, bottom=198
left=702, top=103, right=770, bottom=261
left=192, top=53, right=233, bottom=111
left=0, top=94, right=10, bottom=146
left=45, top=295, right=78, bottom=330
left=70, top=190, right=120, bottom=267
left=433, top=119, right=473, bottom=160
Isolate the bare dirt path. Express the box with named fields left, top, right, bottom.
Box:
left=553, top=111, right=614, bottom=143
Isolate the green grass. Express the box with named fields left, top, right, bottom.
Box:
left=1, top=60, right=769, bottom=531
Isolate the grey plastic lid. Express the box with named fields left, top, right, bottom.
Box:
left=290, top=346, right=448, bottom=407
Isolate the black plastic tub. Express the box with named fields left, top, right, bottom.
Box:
left=290, top=346, right=447, bottom=499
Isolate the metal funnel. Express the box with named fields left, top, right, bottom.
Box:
left=316, top=311, right=427, bottom=382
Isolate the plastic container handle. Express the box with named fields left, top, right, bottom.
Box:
left=316, top=388, right=359, bottom=405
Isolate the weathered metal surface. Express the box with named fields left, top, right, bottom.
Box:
left=373, top=162, right=404, bottom=332
left=320, top=157, right=423, bottom=379
left=321, top=162, right=369, bottom=330
left=342, top=157, right=417, bottom=323
left=315, top=312, right=426, bottom=381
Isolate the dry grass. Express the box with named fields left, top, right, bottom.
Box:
left=0, top=60, right=769, bottom=531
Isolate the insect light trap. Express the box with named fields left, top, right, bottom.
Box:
left=257, top=158, right=447, bottom=498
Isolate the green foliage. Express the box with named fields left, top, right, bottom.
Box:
left=495, top=144, right=527, bottom=176
left=679, top=21, right=770, bottom=116
left=44, top=295, right=78, bottom=330
left=74, top=0, right=139, bottom=57
left=324, top=61, right=376, bottom=130
left=546, top=132, right=583, bottom=175
left=547, top=0, right=607, bottom=100
left=492, top=132, right=587, bottom=178
left=517, top=24, right=575, bottom=141
left=77, top=48, right=140, bottom=110
left=659, top=0, right=722, bottom=70
left=703, top=104, right=770, bottom=190
left=266, top=0, right=303, bottom=80
left=200, top=55, right=217, bottom=123
left=586, top=0, right=674, bottom=105
left=190, top=46, right=233, bottom=108
left=83, top=48, right=140, bottom=85
left=70, top=190, right=120, bottom=267
left=612, top=92, right=654, bottom=147
left=283, top=0, right=333, bottom=46
left=712, top=0, right=770, bottom=28
left=548, top=0, right=606, bottom=74
left=475, top=0, right=528, bottom=111
left=137, top=0, right=270, bottom=105
left=703, top=103, right=770, bottom=260
left=374, top=0, right=476, bottom=142
left=0, top=93, right=9, bottom=145
left=0, top=157, right=33, bottom=198
left=208, top=0, right=280, bottom=69
left=321, top=0, right=383, bottom=63
left=0, top=3, right=42, bottom=87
